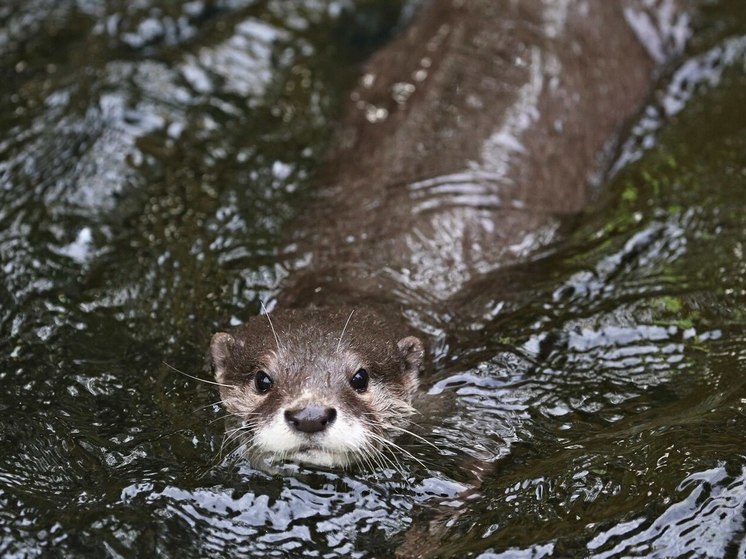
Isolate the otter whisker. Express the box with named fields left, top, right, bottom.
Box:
left=386, top=425, right=442, bottom=452
left=367, top=449, right=392, bottom=476
left=220, top=427, right=255, bottom=460
left=233, top=441, right=250, bottom=461
left=228, top=435, right=258, bottom=463
left=336, top=309, right=355, bottom=353
left=208, top=412, right=237, bottom=426
left=246, top=435, right=276, bottom=463
left=357, top=451, right=380, bottom=479
left=369, top=442, right=407, bottom=478
left=360, top=441, right=390, bottom=475
left=219, top=436, right=244, bottom=460
left=370, top=445, right=403, bottom=477
left=218, top=434, right=238, bottom=460
left=163, top=361, right=238, bottom=389
left=367, top=429, right=427, bottom=471
left=192, top=398, right=230, bottom=414
left=209, top=411, right=261, bottom=426
left=220, top=420, right=257, bottom=449
left=363, top=433, right=405, bottom=473
left=220, top=425, right=249, bottom=448
left=260, top=299, right=284, bottom=353
left=376, top=442, right=410, bottom=477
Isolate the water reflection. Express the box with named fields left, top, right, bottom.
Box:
left=613, top=34, right=746, bottom=173
left=590, top=465, right=746, bottom=558
left=116, top=463, right=468, bottom=556
left=1, top=0, right=746, bottom=557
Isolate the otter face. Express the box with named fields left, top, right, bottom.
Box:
left=210, top=308, right=424, bottom=469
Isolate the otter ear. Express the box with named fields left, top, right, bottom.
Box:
left=210, top=332, right=235, bottom=383
left=397, top=336, right=424, bottom=396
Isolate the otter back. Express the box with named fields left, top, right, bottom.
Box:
left=278, top=0, right=681, bottom=309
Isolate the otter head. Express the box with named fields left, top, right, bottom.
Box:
left=210, top=308, right=424, bottom=469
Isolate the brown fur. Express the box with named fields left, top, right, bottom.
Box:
left=211, top=308, right=424, bottom=466
left=211, top=0, right=691, bottom=468
left=278, top=0, right=667, bottom=310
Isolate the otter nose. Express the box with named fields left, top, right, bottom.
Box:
left=284, top=405, right=337, bottom=433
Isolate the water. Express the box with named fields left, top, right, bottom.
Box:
left=1, top=1, right=746, bottom=557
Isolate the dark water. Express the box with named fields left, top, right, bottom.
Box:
left=1, top=1, right=746, bottom=557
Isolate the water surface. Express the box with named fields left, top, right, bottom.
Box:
left=1, top=1, right=746, bottom=557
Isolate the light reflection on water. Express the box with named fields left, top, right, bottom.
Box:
left=589, top=464, right=746, bottom=558
left=1, top=0, right=746, bottom=557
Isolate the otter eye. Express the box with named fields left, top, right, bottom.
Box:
left=254, top=371, right=273, bottom=393
left=350, top=368, right=369, bottom=392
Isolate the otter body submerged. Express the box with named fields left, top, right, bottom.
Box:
left=211, top=0, right=690, bottom=468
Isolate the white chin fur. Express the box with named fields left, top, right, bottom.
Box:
left=286, top=448, right=353, bottom=468
left=252, top=409, right=369, bottom=468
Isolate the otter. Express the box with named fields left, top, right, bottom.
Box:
left=211, top=0, right=690, bottom=468
left=211, top=308, right=423, bottom=468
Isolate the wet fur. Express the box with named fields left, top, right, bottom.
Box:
left=211, top=0, right=689, bottom=470
left=211, top=308, right=424, bottom=468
